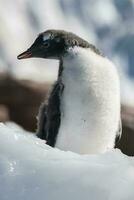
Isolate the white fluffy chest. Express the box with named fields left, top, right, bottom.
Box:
left=55, top=47, right=120, bottom=154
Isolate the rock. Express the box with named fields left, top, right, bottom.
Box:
left=0, top=73, right=50, bottom=131
left=0, top=104, right=9, bottom=121
left=115, top=105, right=134, bottom=156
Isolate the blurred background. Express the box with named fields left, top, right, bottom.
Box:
left=0, top=0, right=134, bottom=155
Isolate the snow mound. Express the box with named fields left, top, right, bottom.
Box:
left=0, top=123, right=134, bottom=200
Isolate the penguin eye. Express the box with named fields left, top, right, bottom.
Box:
left=43, top=41, right=50, bottom=48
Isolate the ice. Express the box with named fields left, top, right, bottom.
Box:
left=0, top=123, right=134, bottom=200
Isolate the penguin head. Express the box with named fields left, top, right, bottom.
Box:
left=17, top=29, right=90, bottom=60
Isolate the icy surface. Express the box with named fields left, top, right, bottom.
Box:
left=0, top=123, right=134, bottom=200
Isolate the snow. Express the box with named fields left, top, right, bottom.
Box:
left=0, top=123, right=134, bottom=200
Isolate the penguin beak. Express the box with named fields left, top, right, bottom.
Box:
left=17, top=49, right=33, bottom=60
left=17, top=35, right=44, bottom=60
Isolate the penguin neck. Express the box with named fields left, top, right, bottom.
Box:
left=55, top=47, right=120, bottom=154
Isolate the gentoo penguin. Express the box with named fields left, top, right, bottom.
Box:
left=17, top=29, right=121, bottom=154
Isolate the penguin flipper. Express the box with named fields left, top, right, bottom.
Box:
left=36, top=101, right=47, bottom=140
left=46, top=81, right=64, bottom=147
left=36, top=81, right=64, bottom=147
